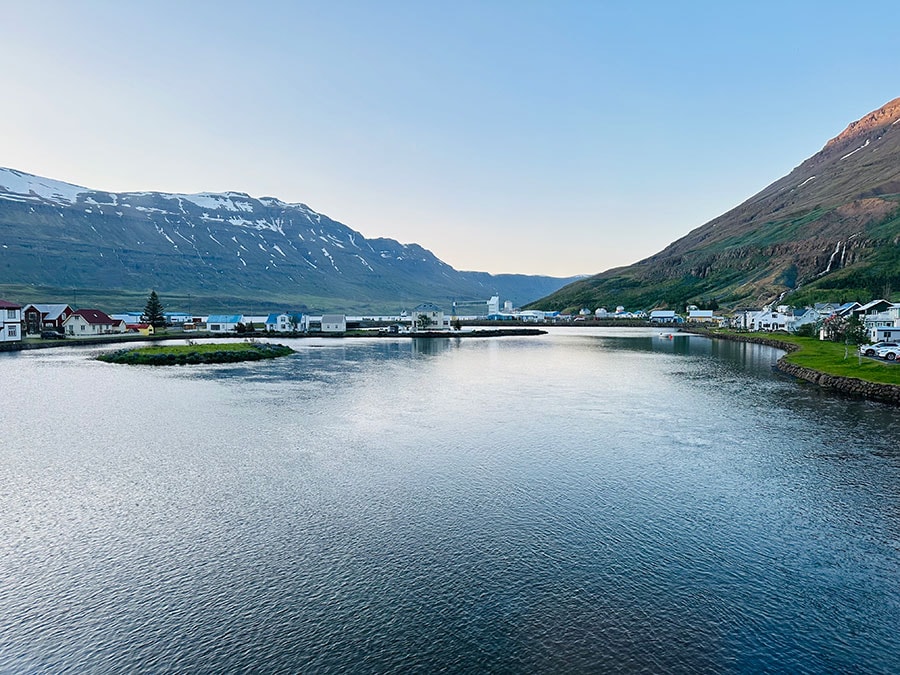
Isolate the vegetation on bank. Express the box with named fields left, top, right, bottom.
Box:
left=706, top=330, right=900, bottom=386
left=97, top=341, right=294, bottom=365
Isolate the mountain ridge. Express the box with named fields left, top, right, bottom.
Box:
left=0, top=167, right=578, bottom=312
left=530, top=98, right=900, bottom=312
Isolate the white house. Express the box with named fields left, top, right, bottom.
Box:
left=265, top=312, right=306, bottom=332
left=0, top=299, right=23, bottom=342
left=873, top=325, right=900, bottom=342
left=411, top=303, right=446, bottom=331
left=63, top=309, right=126, bottom=336
left=687, top=309, right=714, bottom=322
left=206, top=315, right=243, bottom=332
left=518, top=310, right=546, bottom=323
left=861, top=302, right=900, bottom=340
left=745, top=306, right=793, bottom=332
left=321, top=314, right=347, bottom=333
left=649, top=310, right=679, bottom=324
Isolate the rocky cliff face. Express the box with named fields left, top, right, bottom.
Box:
left=533, top=98, right=900, bottom=311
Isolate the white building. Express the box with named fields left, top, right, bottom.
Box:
left=649, top=310, right=678, bottom=324
left=206, top=315, right=243, bottom=332
left=412, top=303, right=447, bottom=331
left=321, top=314, right=347, bottom=332
left=0, top=299, right=22, bottom=342
left=266, top=312, right=307, bottom=332
left=63, top=309, right=126, bottom=336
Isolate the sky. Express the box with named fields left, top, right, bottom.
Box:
left=1, top=1, right=898, bottom=278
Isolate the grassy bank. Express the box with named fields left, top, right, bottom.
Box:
left=97, top=341, right=294, bottom=365
left=705, top=330, right=900, bottom=386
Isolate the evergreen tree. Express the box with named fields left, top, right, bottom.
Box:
left=142, top=290, right=166, bottom=328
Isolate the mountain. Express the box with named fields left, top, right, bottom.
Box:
left=531, top=98, right=900, bottom=312
left=0, top=168, right=577, bottom=313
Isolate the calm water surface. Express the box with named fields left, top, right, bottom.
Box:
left=1, top=328, right=898, bottom=673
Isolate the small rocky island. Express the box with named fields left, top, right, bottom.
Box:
left=97, top=342, right=294, bottom=365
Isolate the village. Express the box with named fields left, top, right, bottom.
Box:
left=1, top=293, right=900, bottom=348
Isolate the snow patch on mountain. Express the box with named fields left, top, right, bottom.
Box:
left=0, top=167, right=87, bottom=204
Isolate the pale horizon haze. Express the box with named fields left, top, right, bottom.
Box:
left=2, top=1, right=898, bottom=278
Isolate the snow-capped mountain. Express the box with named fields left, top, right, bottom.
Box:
left=0, top=168, right=576, bottom=311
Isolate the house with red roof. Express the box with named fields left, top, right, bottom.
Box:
left=62, top=308, right=127, bottom=337
left=0, top=299, right=23, bottom=342
left=22, top=303, right=74, bottom=334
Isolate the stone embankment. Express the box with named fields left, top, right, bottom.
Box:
left=685, top=329, right=900, bottom=406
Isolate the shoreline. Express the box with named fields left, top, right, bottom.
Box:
left=683, top=328, right=900, bottom=406
left=0, top=327, right=547, bottom=353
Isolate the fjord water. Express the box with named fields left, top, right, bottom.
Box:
left=2, top=328, right=899, bottom=673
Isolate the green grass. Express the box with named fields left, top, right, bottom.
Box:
left=714, top=331, right=900, bottom=385
left=98, top=341, right=294, bottom=365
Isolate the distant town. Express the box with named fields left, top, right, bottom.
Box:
left=2, top=293, right=900, bottom=347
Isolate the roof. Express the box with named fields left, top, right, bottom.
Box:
left=413, top=303, right=443, bottom=312
left=0, top=299, right=22, bottom=309
left=321, top=314, right=346, bottom=322
left=126, top=323, right=151, bottom=329
left=836, top=302, right=861, bottom=315
left=207, top=315, right=242, bottom=323
left=24, top=303, right=71, bottom=320
left=265, top=313, right=281, bottom=323
left=72, top=308, right=115, bottom=325
left=856, top=299, right=892, bottom=312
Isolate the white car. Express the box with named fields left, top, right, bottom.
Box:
left=875, top=345, right=900, bottom=361
left=860, top=341, right=900, bottom=357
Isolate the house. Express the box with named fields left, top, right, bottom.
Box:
left=206, top=315, right=243, bottom=332
left=853, top=299, right=893, bottom=321
left=518, top=310, right=546, bottom=323
left=873, top=325, right=900, bottom=342
left=63, top=309, right=125, bottom=336
left=411, top=303, right=446, bottom=331
left=650, top=310, right=679, bottom=324
left=748, top=305, right=795, bottom=332
left=164, top=312, right=192, bottom=325
left=126, top=323, right=154, bottom=336
left=0, top=299, right=23, bottom=342
left=111, top=312, right=144, bottom=326
left=321, top=314, right=347, bottom=333
left=787, top=308, right=820, bottom=333
left=265, top=312, right=306, bottom=332
left=687, top=309, right=715, bottom=323
left=22, top=304, right=73, bottom=334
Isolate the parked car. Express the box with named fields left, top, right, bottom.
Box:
left=40, top=331, right=65, bottom=340
left=875, top=345, right=900, bottom=361
left=860, top=341, right=899, bottom=357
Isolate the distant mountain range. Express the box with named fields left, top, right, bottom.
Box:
left=0, top=168, right=579, bottom=313
left=532, top=98, right=900, bottom=312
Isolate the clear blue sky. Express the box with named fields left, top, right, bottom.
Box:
left=2, top=1, right=897, bottom=277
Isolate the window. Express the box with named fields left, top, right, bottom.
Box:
left=7, top=325, right=17, bottom=338
left=6, top=309, right=15, bottom=319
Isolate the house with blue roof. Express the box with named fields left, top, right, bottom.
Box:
left=265, top=312, right=306, bottom=332
left=206, top=315, right=243, bottom=332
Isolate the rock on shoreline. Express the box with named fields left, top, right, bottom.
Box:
left=684, top=329, right=900, bottom=406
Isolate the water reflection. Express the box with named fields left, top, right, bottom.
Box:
left=0, top=328, right=898, bottom=673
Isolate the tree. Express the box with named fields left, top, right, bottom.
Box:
left=142, top=290, right=166, bottom=328
left=416, top=313, right=434, bottom=330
